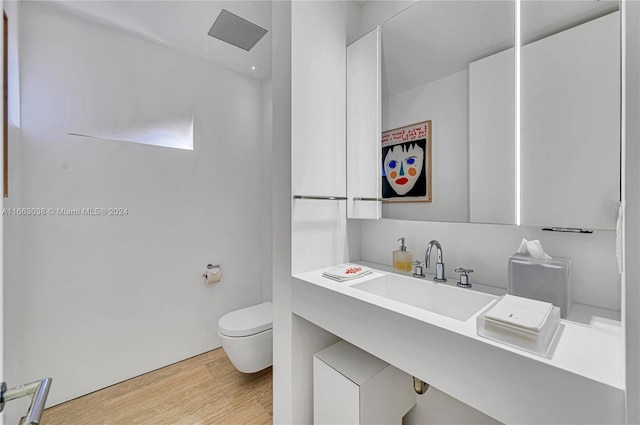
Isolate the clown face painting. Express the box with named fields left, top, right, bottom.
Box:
left=383, top=141, right=425, bottom=196
left=381, top=120, right=432, bottom=201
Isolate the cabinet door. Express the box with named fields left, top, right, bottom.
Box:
left=292, top=1, right=347, bottom=198
left=520, top=12, right=620, bottom=229
left=347, top=27, right=381, bottom=219
left=469, top=48, right=516, bottom=225
left=313, top=357, right=360, bottom=424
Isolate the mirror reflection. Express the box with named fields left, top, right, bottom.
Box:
left=381, top=1, right=515, bottom=223
left=380, top=0, right=620, bottom=229
left=520, top=0, right=620, bottom=230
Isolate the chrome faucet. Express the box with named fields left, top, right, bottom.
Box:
left=425, top=240, right=447, bottom=282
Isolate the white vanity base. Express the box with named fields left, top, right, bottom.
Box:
left=292, top=268, right=625, bottom=424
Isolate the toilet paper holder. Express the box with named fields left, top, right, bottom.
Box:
left=201, top=264, right=220, bottom=277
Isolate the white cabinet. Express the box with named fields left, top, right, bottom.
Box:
left=469, top=12, right=620, bottom=229
left=313, top=341, right=415, bottom=425
left=314, top=356, right=360, bottom=424
left=520, top=12, right=620, bottom=230
left=291, top=1, right=347, bottom=199
left=469, top=48, right=516, bottom=225
left=346, top=27, right=381, bottom=219
left=290, top=1, right=349, bottom=273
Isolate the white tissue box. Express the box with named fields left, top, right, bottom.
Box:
left=477, top=297, right=561, bottom=357
left=508, top=254, right=571, bottom=318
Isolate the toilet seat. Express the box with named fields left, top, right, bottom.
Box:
left=218, top=301, right=272, bottom=337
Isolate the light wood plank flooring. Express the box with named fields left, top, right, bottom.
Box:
left=40, top=348, right=272, bottom=425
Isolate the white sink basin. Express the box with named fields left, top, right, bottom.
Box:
left=352, top=273, right=496, bottom=321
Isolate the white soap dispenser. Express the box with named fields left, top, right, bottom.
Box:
left=393, top=237, right=413, bottom=272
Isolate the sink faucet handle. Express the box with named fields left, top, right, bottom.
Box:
left=413, top=261, right=426, bottom=279
left=454, top=267, right=474, bottom=274
left=454, top=268, right=474, bottom=288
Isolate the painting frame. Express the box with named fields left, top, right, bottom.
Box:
left=381, top=120, right=432, bottom=203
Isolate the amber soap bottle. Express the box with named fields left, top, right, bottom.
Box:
left=393, top=237, right=413, bottom=272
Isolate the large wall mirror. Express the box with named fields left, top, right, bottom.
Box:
left=378, top=0, right=621, bottom=230
left=381, top=1, right=515, bottom=224
left=520, top=0, right=620, bottom=230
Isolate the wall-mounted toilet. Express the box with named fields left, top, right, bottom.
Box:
left=217, top=301, right=273, bottom=373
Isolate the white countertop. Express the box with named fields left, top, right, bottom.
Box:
left=294, top=263, right=624, bottom=391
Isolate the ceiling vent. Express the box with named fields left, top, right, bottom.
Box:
left=208, top=9, right=268, bottom=51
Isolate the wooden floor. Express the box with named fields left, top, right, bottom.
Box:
left=40, top=348, right=273, bottom=425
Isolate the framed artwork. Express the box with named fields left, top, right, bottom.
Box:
left=381, top=120, right=432, bottom=202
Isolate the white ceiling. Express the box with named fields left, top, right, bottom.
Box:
left=47, top=0, right=618, bottom=89
left=381, top=0, right=619, bottom=99
left=382, top=1, right=514, bottom=98
left=47, top=0, right=272, bottom=80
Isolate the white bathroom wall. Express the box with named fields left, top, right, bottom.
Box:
left=17, top=1, right=265, bottom=406
left=2, top=135, right=27, bottom=425
left=359, top=1, right=415, bottom=35
left=3, top=2, right=31, bottom=422
left=271, top=1, right=293, bottom=423
left=624, top=0, right=640, bottom=422
left=382, top=71, right=469, bottom=222
left=359, top=219, right=620, bottom=312
left=261, top=77, right=273, bottom=302
left=346, top=1, right=363, bottom=45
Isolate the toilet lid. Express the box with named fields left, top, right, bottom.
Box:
left=218, top=301, right=273, bottom=337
